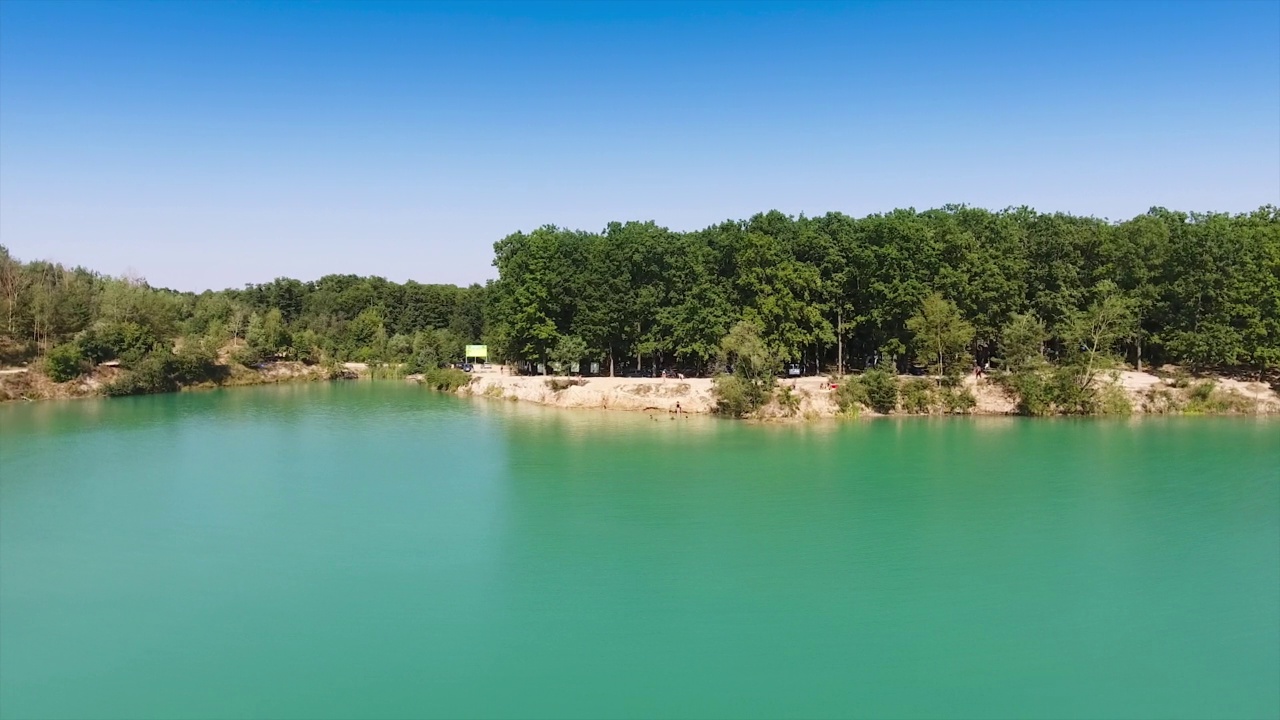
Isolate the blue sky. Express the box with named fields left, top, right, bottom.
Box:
left=2, top=1, right=1277, bottom=290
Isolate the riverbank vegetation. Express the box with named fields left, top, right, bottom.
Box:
left=0, top=245, right=485, bottom=395
left=4, top=204, right=1277, bottom=413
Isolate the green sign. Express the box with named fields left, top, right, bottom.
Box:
left=465, top=345, right=488, bottom=359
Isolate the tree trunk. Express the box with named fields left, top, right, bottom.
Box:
left=837, top=310, right=843, bottom=377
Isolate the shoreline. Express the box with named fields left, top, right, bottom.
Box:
left=454, top=369, right=1280, bottom=419
left=5, top=362, right=1278, bottom=419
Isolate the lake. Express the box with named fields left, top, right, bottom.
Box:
left=1, top=382, right=1277, bottom=719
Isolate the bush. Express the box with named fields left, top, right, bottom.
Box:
left=833, top=379, right=868, bottom=415
left=79, top=321, right=158, bottom=365
left=776, top=385, right=801, bottom=416
left=171, top=340, right=220, bottom=385
left=44, top=343, right=87, bottom=382
left=103, top=354, right=178, bottom=396
left=1142, top=386, right=1185, bottom=414
left=1004, top=368, right=1096, bottom=415
left=1005, top=371, right=1052, bottom=416
left=713, top=373, right=772, bottom=417
left=232, top=345, right=264, bottom=367
left=900, top=378, right=935, bottom=414
left=1184, top=381, right=1258, bottom=414
left=423, top=367, right=472, bottom=392
left=860, top=369, right=899, bottom=414
left=1187, top=380, right=1216, bottom=404
left=546, top=377, right=586, bottom=392
left=1096, top=383, right=1133, bottom=416
left=941, top=385, right=977, bottom=414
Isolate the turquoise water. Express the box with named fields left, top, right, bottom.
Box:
left=1, top=382, right=1278, bottom=719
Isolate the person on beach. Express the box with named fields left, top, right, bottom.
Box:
left=675, top=401, right=682, bottom=414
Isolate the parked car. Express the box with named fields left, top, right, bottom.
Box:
left=459, top=363, right=474, bottom=372
left=785, top=363, right=802, bottom=377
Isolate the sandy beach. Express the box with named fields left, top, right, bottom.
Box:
left=458, top=368, right=1280, bottom=418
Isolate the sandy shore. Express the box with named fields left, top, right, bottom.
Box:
left=460, top=368, right=1280, bottom=418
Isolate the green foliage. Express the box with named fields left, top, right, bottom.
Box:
left=1000, top=313, right=1049, bottom=372
left=4, top=204, right=1280, bottom=411
left=170, top=339, right=220, bottom=385
left=712, top=321, right=777, bottom=416
left=103, top=354, right=177, bottom=396
left=906, top=294, right=974, bottom=377
left=422, top=367, right=472, bottom=392
left=776, top=384, right=801, bottom=417
left=44, top=342, right=86, bottom=382
left=1096, top=383, right=1133, bottom=416
left=1004, top=368, right=1096, bottom=416
left=861, top=369, right=899, bottom=414
left=900, top=378, right=935, bottom=414
left=103, top=343, right=225, bottom=397
left=551, top=335, right=588, bottom=374
left=940, top=385, right=977, bottom=414
left=1184, top=380, right=1258, bottom=414
left=246, top=308, right=290, bottom=357
left=713, top=373, right=771, bottom=417
left=833, top=379, right=868, bottom=415
left=79, top=321, right=158, bottom=365
left=231, top=344, right=264, bottom=367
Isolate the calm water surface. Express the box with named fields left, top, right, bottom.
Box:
left=1, top=382, right=1278, bottom=719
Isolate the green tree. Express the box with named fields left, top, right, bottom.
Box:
left=44, top=342, right=86, bottom=382
left=906, top=293, right=974, bottom=378
left=1062, top=282, right=1138, bottom=391
left=999, top=313, right=1049, bottom=372
left=713, top=320, right=777, bottom=416
left=551, top=335, right=588, bottom=375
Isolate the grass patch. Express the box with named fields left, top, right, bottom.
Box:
left=422, top=367, right=472, bottom=392
left=1184, top=381, right=1257, bottom=414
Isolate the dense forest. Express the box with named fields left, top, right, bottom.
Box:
left=2, top=204, right=1278, bottom=401
left=488, top=206, right=1280, bottom=376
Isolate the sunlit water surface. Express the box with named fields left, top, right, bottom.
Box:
left=2, top=382, right=1277, bottom=719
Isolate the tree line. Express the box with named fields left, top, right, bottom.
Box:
left=0, top=247, right=486, bottom=390
left=487, top=206, right=1280, bottom=376
left=3, top=204, right=1278, bottom=397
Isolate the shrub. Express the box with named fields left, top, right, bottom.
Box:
left=1096, top=383, right=1133, bottom=416
left=776, top=385, right=801, bottom=416
left=860, top=369, right=899, bottom=414
left=1004, top=368, right=1097, bottom=415
left=1003, top=371, right=1049, bottom=415
left=231, top=345, right=264, bottom=367
left=833, top=380, right=868, bottom=415
left=1185, top=381, right=1258, bottom=414
left=941, top=385, right=977, bottom=414
left=44, top=343, right=87, bottom=383
left=171, top=340, right=220, bottom=385
left=423, top=367, right=472, bottom=392
left=1142, top=386, right=1184, bottom=414
left=1187, top=380, right=1216, bottom=403
left=900, top=378, right=935, bottom=414
left=1046, top=368, right=1095, bottom=415
left=713, top=373, right=772, bottom=417
left=103, top=354, right=178, bottom=396
left=79, top=321, right=157, bottom=365
left=546, top=377, right=586, bottom=392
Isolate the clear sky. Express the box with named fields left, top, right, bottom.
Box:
left=1, top=1, right=1278, bottom=291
